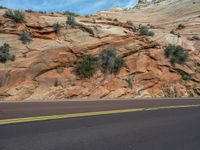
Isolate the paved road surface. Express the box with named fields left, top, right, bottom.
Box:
left=0, top=106, right=200, bottom=150
left=0, top=98, right=200, bottom=150
left=1, top=98, right=200, bottom=119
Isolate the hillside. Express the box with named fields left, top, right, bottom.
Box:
left=0, top=0, right=199, bottom=100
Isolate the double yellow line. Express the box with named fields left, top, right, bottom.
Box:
left=0, top=104, right=200, bottom=125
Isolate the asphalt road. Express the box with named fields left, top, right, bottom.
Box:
left=0, top=106, right=200, bottom=150
left=1, top=98, right=200, bottom=119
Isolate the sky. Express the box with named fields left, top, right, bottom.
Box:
left=0, top=0, right=139, bottom=15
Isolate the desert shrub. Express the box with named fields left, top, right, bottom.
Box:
left=97, top=17, right=103, bottom=20
left=170, top=30, right=175, bottom=34
left=113, top=18, right=118, bottom=22
left=25, top=9, right=34, bottom=13
left=177, top=24, right=185, bottom=29
left=38, top=11, right=47, bottom=14
left=4, top=10, right=25, bottom=23
left=164, top=44, right=188, bottom=65
left=106, top=18, right=113, bottom=21
left=66, top=16, right=76, bottom=26
left=182, top=74, right=191, bottom=81
left=98, top=47, right=124, bottom=74
left=0, top=6, right=7, bottom=9
left=19, top=32, right=32, bottom=44
left=0, top=43, right=15, bottom=63
left=53, top=22, right=61, bottom=33
left=148, top=31, right=155, bottom=36
left=0, top=43, right=10, bottom=53
left=192, top=36, right=200, bottom=40
left=63, top=11, right=79, bottom=17
left=126, top=20, right=133, bottom=26
left=139, top=27, right=154, bottom=36
left=77, top=55, right=97, bottom=77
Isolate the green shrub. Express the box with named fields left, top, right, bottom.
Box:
left=106, top=18, right=113, bottom=21
left=63, top=11, right=79, bottom=17
left=0, top=43, right=10, bottom=53
left=66, top=16, right=76, bottom=26
left=164, top=44, right=188, bottom=65
left=25, top=9, right=34, bottom=13
left=113, top=18, right=118, bottom=22
left=77, top=55, right=97, bottom=77
left=182, top=74, right=191, bottom=81
left=139, top=27, right=154, bottom=36
left=97, top=17, right=103, bottom=20
left=0, top=43, right=15, bottom=63
left=19, top=32, right=32, bottom=44
left=98, top=47, right=124, bottom=74
left=0, top=6, right=7, bottom=9
left=53, top=22, right=61, bottom=33
left=4, top=10, right=25, bottom=23
left=38, top=11, right=47, bottom=14
left=148, top=31, right=155, bottom=36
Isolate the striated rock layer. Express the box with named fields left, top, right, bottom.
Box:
left=0, top=0, right=199, bottom=100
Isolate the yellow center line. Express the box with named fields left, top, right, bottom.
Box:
left=0, top=104, right=200, bottom=125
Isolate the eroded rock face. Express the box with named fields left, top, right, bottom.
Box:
left=0, top=0, right=199, bottom=100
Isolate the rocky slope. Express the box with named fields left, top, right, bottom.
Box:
left=0, top=0, right=199, bottom=100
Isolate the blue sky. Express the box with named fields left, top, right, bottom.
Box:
left=0, top=0, right=139, bottom=15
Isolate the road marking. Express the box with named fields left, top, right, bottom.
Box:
left=0, top=104, right=200, bottom=125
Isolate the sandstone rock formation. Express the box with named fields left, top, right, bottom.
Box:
left=0, top=0, right=199, bottom=100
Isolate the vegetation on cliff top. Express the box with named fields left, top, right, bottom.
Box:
left=4, top=10, right=25, bottom=23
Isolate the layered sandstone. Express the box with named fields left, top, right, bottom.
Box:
left=0, top=0, right=199, bottom=100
